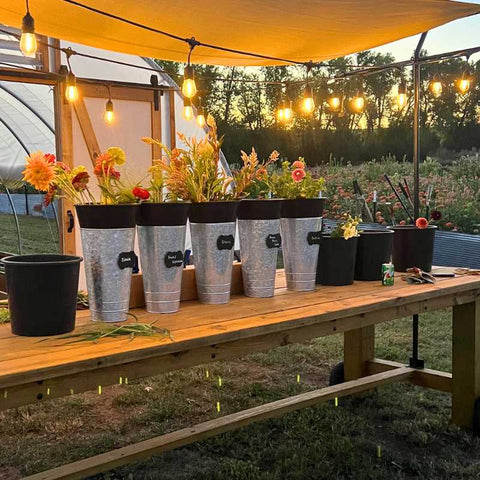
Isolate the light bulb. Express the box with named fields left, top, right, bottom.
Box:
left=328, top=96, right=341, bottom=111
left=397, top=82, right=407, bottom=108
left=430, top=75, right=442, bottom=97
left=183, top=98, right=193, bottom=121
left=196, top=106, right=206, bottom=127
left=65, top=72, right=79, bottom=103
left=283, top=100, right=293, bottom=122
left=104, top=99, right=114, bottom=124
left=352, top=92, right=365, bottom=113
left=182, top=65, right=197, bottom=99
left=457, top=78, right=471, bottom=95
left=19, top=11, right=37, bottom=58
left=276, top=103, right=285, bottom=122
left=302, top=84, right=315, bottom=114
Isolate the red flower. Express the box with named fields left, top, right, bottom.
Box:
left=43, top=185, right=57, bottom=207
left=431, top=210, right=442, bottom=221
left=415, top=217, right=429, bottom=229
left=44, top=153, right=56, bottom=164
left=72, top=171, right=89, bottom=192
left=56, top=162, right=71, bottom=173
left=292, top=168, right=306, bottom=183
left=445, top=222, right=453, bottom=228
left=292, top=160, right=305, bottom=169
left=132, top=187, right=150, bottom=200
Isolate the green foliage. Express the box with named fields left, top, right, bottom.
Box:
left=270, top=159, right=324, bottom=199
left=0, top=307, right=9, bottom=324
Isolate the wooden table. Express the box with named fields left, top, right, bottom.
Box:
left=1, top=271, right=479, bottom=480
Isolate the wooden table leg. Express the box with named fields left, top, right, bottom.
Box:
left=452, top=300, right=480, bottom=428
left=344, top=325, right=375, bottom=381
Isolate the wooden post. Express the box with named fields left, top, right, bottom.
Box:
left=169, top=90, right=176, bottom=149
left=452, top=300, right=480, bottom=428
left=344, top=326, right=375, bottom=381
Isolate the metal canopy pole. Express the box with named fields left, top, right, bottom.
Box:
left=410, top=31, right=428, bottom=370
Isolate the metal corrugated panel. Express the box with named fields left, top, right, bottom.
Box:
left=433, top=231, right=480, bottom=269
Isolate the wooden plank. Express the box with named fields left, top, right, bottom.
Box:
left=366, top=358, right=452, bottom=393
left=452, top=299, right=480, bottom=428
left=150, top=94, right=162, bottom=159
left=80, top=84, right=153, bottom=102
left=344, top=325, right=375, bottom=380
left=21, top=367, right=412, bottom=480
left=169, top=90, right=176, bottom=148
left=73, top=97, right=101, bottom=166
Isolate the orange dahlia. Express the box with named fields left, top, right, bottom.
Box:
left=22, top=151, right=55, bottom=191
left=291, top=168, right=306, bottom=183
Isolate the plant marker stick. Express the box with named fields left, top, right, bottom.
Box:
left=384, top=175, right=414, bottom=223
left=398, top=182, right=414, bottom=211
left=334, top=397, right=338, bottom=407
left=373, top=190, right=377, bottom=219
left=218, top=376, right=222, bottom=387
left=297, top=374, right=301, bottom=383
left=377, top=445, right=382, bottom=458
left=216, top=401, right=221, bottom=413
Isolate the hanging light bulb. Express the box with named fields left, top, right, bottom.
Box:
left=328, top=94, right=341, bottom=111
left=19, top=1, right=37, bottom=58
left=397, top=81, right=407, bottom=108
left=196, top=105, right=206, bottom=127
left=183, top=97, right=193, bottom=121
left=302, top=83, right=315, bottom=114
left=65, top=72, right=79, bottom=103
left=456, top=70, right=472, bottom=95
left=182, top=65, right=197, bottom=99
left=104, top=99, right=114, bottom=124
left=429, top=74, right=442, bottom=97
left=276, top=100, right=285, bottom=122
left=283, top=99, right=293, bottom=122
left=352, top=88, right=365, bottom=113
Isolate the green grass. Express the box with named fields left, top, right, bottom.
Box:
left=0, top=213, right=59, bottom=255
left=2, top=309, right=480, bottom=479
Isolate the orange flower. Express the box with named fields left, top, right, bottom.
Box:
left=292, top=168, right=306, bottom=183
left=415, top=217, right=429, bottom=229
left=292, top=160, right=305, bottom=169
left=22, top=151, right=55, bottom=191
left=94, top=153, right=119, bottom=178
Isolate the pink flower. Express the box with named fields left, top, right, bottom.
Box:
left=292, top=168, right=306, bottom=183
left=399, top=220, right=406, bottom=225
left=415, top=217, right=429, bottom=229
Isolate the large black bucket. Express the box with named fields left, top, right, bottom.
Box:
left=388, top=225, right=437, bottom=272
left=355, top=230, right=394, bottom=281
left=316, top=236, right=358, bottom=286
left=1, top=254, right=82, bottom=336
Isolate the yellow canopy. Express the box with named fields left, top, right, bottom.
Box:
left=1, top=0, right=479, bottom=66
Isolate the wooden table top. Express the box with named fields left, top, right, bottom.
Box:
left=1, top=271, right=479, bottom=390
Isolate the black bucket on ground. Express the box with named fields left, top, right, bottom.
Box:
left=1, top=254, right=82, bottom=336
left=388, top=225, right=437, bottom=272
left=355, top=230, right=394, bottom=281
left=316, top=236, right=358, bottom=286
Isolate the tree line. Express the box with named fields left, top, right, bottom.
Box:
left=156, top=51, right=480, bottom=166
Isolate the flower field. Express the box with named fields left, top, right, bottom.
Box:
left=316, top=154, right=480, bottom=234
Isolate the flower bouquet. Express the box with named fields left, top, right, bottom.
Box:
left=270, top=159, right=326, bottom=291
left=236, top=148, right=283, bottom=297
left=316, top=215, right=362, bottom=286
left=23, top=148, right=142, bottom=322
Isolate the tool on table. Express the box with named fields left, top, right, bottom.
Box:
left=454, top=268, right=480, bottom=276
left=402, top=267, right=436, bottom=284
left=384, top=175, right=414, bottom=223
left=352, top=180, right=374, bottom=222
left=372, top=190, right=377, bottom=219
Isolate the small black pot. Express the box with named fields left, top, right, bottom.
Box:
left=189, top=201, right=238, bottom=223
left=238, top=198, right=283, bottom=220
left=355, top=230, right=394, bottom=281
left=1, top=254, right=82, bottom=336
left=388, top=225, right=437, bottom=272
left=316, top=235, right=359, bottom=286
left=137, top=202, right=190, bottom=226
left=281, top=198, right=326, bottom=218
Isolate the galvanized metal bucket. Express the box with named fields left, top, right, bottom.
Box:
left=76, top=204, right=138, bottom=323
left=189, top=202, right=238, bottom=304
left=281, top=217, right=323, bottom=291
left=138, top=225, right=187, bottom=313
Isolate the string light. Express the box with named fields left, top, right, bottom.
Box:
left=65, top=72, right=79, bottom=102
left=182, top=39, right=198, bottom=99
left=19, top=0, right=37, bottom=58
left=429, top=74, right=442, bottom=97
left=352, top=87, right=366, bottom=113
left=183, top=97, right=193, bottom=121
left=302, top=83, right=315, bottom=114
left=276, top=100, right=285, bottom=122
left=328, top=94, right=341, bottom=112
left=283, top=98, right=293, bottom=122
left=104, top=84, right=114, bottom=124
left=456, top=69, right=472, bottom=94
left=397, top=81, right=407, bottom=108
left=196, top=103, right=206, bottom=127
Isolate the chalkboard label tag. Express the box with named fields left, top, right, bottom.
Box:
left=307, top=231, right=322, bottom=245
left=266, top=233, right=282, bottom=249
left=164, top=251, right=184, bottom=268
left=117, top=251, right=136, bottom=269
left=217, top=235, right=234, bottom=250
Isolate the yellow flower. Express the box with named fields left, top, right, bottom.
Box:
left=343, top=226, right=357, bottom=240
left=22, top=151, right=55, bottom=191
left=106, top=147, right=126, bottom=165
left=70, top=165, right=87, bottom=178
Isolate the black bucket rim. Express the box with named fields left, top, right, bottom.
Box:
left=387, top=225, right=438, bottom=231
left=359, top=229, right=394, bottom=235
left=1, top=254, right=83, bottom=266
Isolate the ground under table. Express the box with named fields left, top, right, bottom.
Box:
left=1, top=272, right=479, bottom=479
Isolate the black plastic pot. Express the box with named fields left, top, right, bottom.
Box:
left=75, top=203, right=138, bottom=229
left=1, top=254, right=82, bottom=336
left=316, top=235, right=358, bottom=286
left=388, top=225, right=437, bottom=272
left=238, top=198, right=283, bottom=220
left=355, top=230, right=394, bottom=281
left=281, top=197, right=326, bottom=218
left=189, top=201, right=238, bottom=223
left=137, top=202, right=190, bottom=226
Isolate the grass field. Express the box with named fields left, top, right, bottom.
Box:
left=0, top=213, right=59, bottom=255
left=2, top=308, right=480, bottom=479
